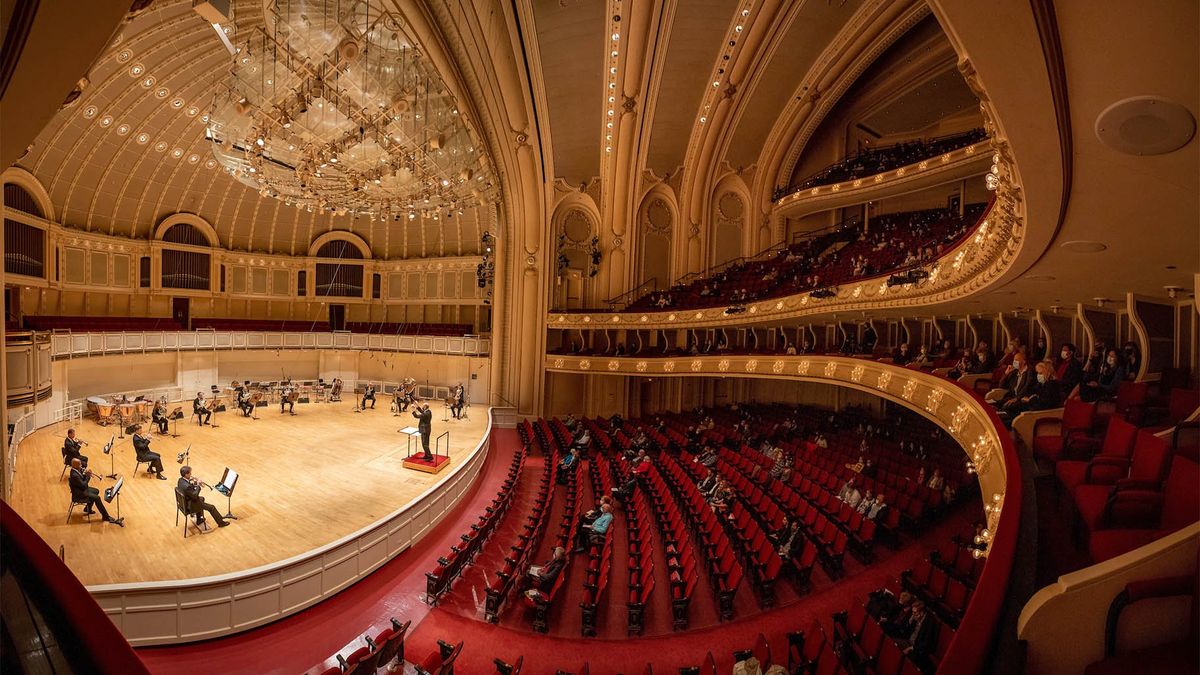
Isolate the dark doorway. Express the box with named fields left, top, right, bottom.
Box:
left=329, top=304, right=346, bottom=331
left=172, top=297, right=190, bottom=330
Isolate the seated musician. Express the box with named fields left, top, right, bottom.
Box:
left=399, top=380, right=415, bottom=412
left=330, top=378, right=343, bottom=402
left=177, top=465, right=229, bottom=528
left=237, top=387, right=254, bottom=417
left=450, top=383, right=465, bottom=419
left=193, top=392, right=212, bottom=425
left=280, top=384, right=296, bottom=414
left=363, top=382, right=377, bottom=409
left=150, top=401, right=170, bottom=434
left=68, top=458, right=122, bottom=525
left=132, top=425, right=166, bottom=479
left=62, top=428, right=88, bottom=469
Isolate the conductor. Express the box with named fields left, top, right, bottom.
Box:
left=412, top=401, right=433, bottom=461
left=68, top=459, right=123, bottom=525
left=177, top=466, right=229, bottom=528
left=63, top=428, right=88, bottom=468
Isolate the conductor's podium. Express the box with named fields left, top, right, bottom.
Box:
left=399, top=426, right=452, bottom=474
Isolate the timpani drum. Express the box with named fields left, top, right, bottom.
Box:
left=135, top=400, right=151, bottom=422
left=96, top=403, right=116, bottom=426
left=118, top=403, right=136, bottom=428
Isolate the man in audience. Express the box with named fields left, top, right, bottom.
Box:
left=837, top=478, right=861, bottom=507
left=523, top=546, right=566, bottom=591
left=856, top=490, right=876, bottom=515
left=570, top=426, right=592, bottom=456
left=732, top=656, right=764, bottom=675
left=892, top=342, right=913, bottom=365
left=1054, top=343, right=1084, bottom=391
left=895, top=600, right=938, bottom=673
left=576, top=503, right=613, bottom=551
left=557, top=449, right=579, bottom=484
left=867, top=494, right=888, bottom=521
left=990, top=349, right=1032, bottom=408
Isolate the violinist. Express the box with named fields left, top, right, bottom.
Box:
left=177, top=465, right=228, bottom=528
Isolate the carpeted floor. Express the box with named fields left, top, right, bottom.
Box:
left=134, top=431, right=977, bottom=675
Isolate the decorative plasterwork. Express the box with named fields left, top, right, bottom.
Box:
left=549, top=169, right=1023, bottom=330
left=773, top=140, right=992, bottom=218
left=544, top=353, right=1009, bottom=547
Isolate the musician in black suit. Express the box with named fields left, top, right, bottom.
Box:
left=68, top=458, right=122, bottom=525
left=151, top=401, right=170, bottom=433
left=363, top=383, right=377, bottom=409
left=132, top=425, right=166, bottom=479
left=412, top=401, right=433, bottom=460
left=237, top=388, right=254, bottom=417
left=177, top=465, right=228, bottom=528
left=450, top=384, right=465, bottom=419
left=280, top=384, right=296, bottom=414
left=193, top=392, right=212, bottom=425
left=62, top=428, right=88, bottom=469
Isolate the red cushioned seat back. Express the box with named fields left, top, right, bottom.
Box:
left=1130, top=431, right=1172, bottom=483
left=1162, top=456, right=1200, bottom=530
left=1168, top=389, right=1200, bottom=424
left=1062, top=398, right=1097, bottom=432
left=1101, top=417, right=1139, bottom=458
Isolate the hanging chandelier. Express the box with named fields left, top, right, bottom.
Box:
left=205, top=0, right=496, bottom=220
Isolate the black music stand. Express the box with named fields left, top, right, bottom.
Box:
left=214, top=467, right=239, bottom=520
left=353, top=387, right=364, bottom=413
left=101, top=435, right=117, bottom=479
left=210, top=400, right=224, bottom=428
left=169, top=407, right=184, bottom=437
left=104, top=476, right=126, bottom=525
left=176, top=444, right=191, bottom=466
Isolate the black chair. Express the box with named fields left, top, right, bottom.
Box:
left=174, top=488, right=205, bottom=537
left=67, top=497, right=93, bottom=524
left=59, top=456, right=71, bottom=480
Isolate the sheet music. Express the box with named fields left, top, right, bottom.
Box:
left=105, top=477, right=124, bottom=502
left=216, top=467, right=238, bottom=495
left=398, top=426, right=420, bottom=436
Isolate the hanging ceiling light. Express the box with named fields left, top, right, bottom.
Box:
left=205, top=0, right=496, bottom=219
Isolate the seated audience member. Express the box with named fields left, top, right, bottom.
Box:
left=577, top=503, right=613, bottom=551
left=878, top=590, right=916, bottom=634
left=991, top=350, right=1032, bottom=407
left=860, top=457, right=876, bottom=478
left=697, top=470, right=719, bottom=497
left=785, top=342, right=798, bottom=355
left=891, top=342, right=913, bottom=365
left=1071, top=348, right=1126, bottom=402
left=709, top=480, right=733, bottom=516
left=1054, top=343, right=1084, bottom=391
left=998, top=338, right=1022, bottom=367
left=574, top=498, right=612, bottom=550
left=926, top=468, right=945, bottom=491
left=770, top=450, right=793, bottom=480
left=523, top=546, right=566, bottom=591
left=837, top=477, right=859, bottom=502
left=570, top=427, right=592, bottom=455
left=1121, top=341, right=1140, bottom=378
left=775, top=519, right=804, bottom=560
left=856, top=490, right=876, bottom=515
left=997, top=360, right=1063, bottom=426
left=866, top=494, right=887, bottom=520
left=946, top=348, right=973, bottom=379
left=911, top=344, right=932, bottom=368
left=733, top=656, right=764, bottom=675
left=894, top=601, right=938, bottom=673
left=975, top=340, right=996, bottom=371
left=693, top=445, right=718, bottom=468
left=1031, top=336, right=1048, bottom=362
left=564, top=413, right=578, bottom=431
left=557, top=449, right=579, bottom=484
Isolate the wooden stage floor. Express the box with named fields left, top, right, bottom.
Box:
left=9, top=400, right=489, bottom=586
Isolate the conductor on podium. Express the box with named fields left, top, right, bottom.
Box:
left=412, top=401, right=433, bottom=461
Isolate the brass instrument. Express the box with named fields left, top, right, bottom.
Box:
left=188, top=476, right=213, bottom=490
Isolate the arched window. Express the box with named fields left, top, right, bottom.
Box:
left=313, top=238, right=366, bottom=297
left=3, top=183, right=46, bottom=278
left=315, top=240, right=365, bottom=259
left=162, top=222, right=211, bottom=246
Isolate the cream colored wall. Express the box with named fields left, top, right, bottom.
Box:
left=53, top=351, right=490, bottom=404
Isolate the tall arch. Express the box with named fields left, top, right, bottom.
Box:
left=154, top=213, right=220, bottom=248
left=0, top=167, right=54, bottom=221
left=636, top=183, right=678, bottom=291
left=711, top=172, right=752, bottom=267
left=308, top=231, right=373, bottom=259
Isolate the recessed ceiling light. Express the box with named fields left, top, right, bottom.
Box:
left=1060, top=240, right=1107, bottom=253
left=154, top=141, right=168, bottom=152
left=135, top=133, right=149, bottom=144
left=155, top=87, right=169, bottom=99
left=115, top=124, right=130, bottom=135
left=83, top=106, right=98, bottom=119
left=129, top=63, right=144, bottom=76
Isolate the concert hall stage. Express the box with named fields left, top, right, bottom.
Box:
left=9, top=400, right=489, bottom=587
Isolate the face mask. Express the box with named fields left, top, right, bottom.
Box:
left=978, top=354, right=986, bottom=361
left=1061, top=351, right=1070, bottom=359
left=1013, top=361, right=1022, bottom=370
left=1037, top=374, right=1047, bottom=384
left=1107, top=358, right=1116, bottom=366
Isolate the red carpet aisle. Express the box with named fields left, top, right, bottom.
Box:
left=135, top=428, right=520, bottom=675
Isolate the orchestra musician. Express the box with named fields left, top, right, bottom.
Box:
left=237, top=386, right=254, bottom=417
left=330, top=378, right=343, bottom=402
left=63, top=428, right=88, bottom=468
left=132, top=424, right=167, bottom=479
left=151, top=400, right=170, bottom=434
left=363, top=382, right=377, bottom=409
left=280, top=383, right=296, bottom=414
left=450, top=383, right=465, bottom=419
left=397, top=378, right=416, bottom=412
left=193, top=392, right=212, bottom=425
left=177, top=465, right=229, bottom=528
left=68, top=458, right=123, bottom=525
left=412, top=401, right=433, bottom=461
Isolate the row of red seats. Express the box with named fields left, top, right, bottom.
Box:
left=425, top=444, right=528, bottom=603
left=580, top=451, right=616, bottom=636
left=640, top=463, right=701, bottom=630
left=523, top=423, right=582, bottom=633
left=624, top=480, right=657, bottom=635
left=304, top=616, right=412, bottom=675
left=484, top=440, right=556, bottom=623
left=26, top=315, right=184, bottom=332
left=657, top=453, right=744, bottom=620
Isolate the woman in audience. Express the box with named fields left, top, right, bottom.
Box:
left=911, top=344, right=932, bottom=368
left=947, top=347, right=974, bottom=379
left=998, top=360, right=1063, bottom=427
left=1121, top=341, right=1141, bottom=378
left=1054, top=343, right=1084, bottom=391
left=1071, top=348, right=1126, bottom=402
left=891, top=342, right=913, bottom=365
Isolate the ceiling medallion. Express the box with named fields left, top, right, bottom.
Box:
left=205, top=1, right=496, bottom=219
